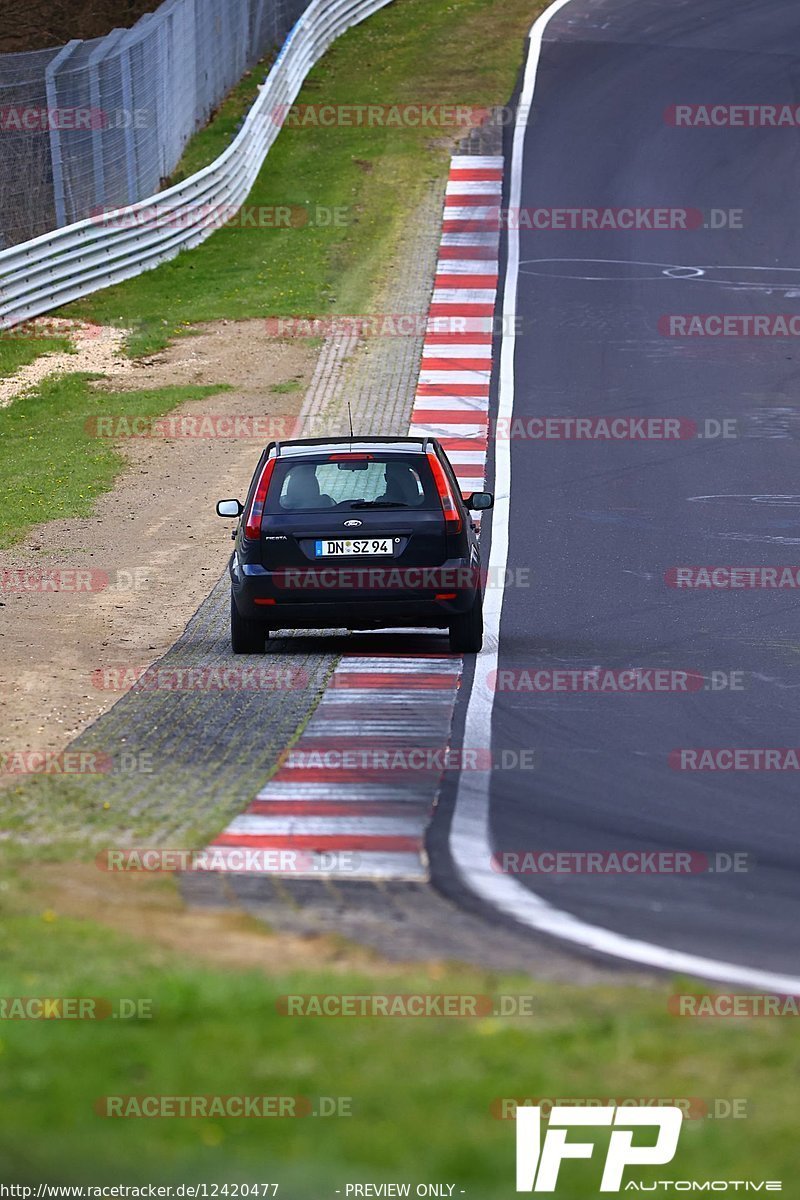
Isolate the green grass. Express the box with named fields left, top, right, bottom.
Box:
left=0, top=331, right=72, bottom=379
left=62, top=0, right=544, bottom=356
left=269, top=379, right=303, bottom=394
left=0, top=880, right=796, bottom=1191
left=0, top=375, right=221, bottom=548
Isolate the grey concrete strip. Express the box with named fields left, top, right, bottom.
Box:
left=179, top=872, right=655, bottom=984
left=255, top=783, right=434, bottom=800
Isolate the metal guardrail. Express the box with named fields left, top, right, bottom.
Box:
left=0, top=0, right=393, bottom=330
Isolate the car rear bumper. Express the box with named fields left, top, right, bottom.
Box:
left=230, top=556, right=478, bottom=625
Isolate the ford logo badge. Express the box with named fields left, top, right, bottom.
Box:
left=344, top=519, right=362, bottom=527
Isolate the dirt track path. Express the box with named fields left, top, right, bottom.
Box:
left=0, top=321, right=316, bottom=769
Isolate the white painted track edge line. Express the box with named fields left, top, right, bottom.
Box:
left=446, top=0, right=800, bottom=995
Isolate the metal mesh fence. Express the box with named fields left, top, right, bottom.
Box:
left=0, top=0, right=312, bottom=248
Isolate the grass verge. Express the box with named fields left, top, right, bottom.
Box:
left=0, top=375, right=221, bottom=548
left=0, top=332, right=72, bottom=380
left=0, top=868, right=796, bottom=1191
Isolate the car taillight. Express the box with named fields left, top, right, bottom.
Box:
left=427, top=450, right=463, bottom=534
left=244, top=457, right=277, bottom=540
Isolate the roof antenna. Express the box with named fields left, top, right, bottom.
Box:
left=347, top=401, right=354, bottom=441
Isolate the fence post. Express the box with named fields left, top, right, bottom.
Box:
left=239, top=0, right=250, bottom=71
left=182, top=0, right=198, bottom=138
left=157, top=18, right=170, bottom=179
left=119, top=42, right=138, bottom=204
left=44, top=39, right=82, bottom=228
left=252, top=0, right=267, bottom=55
left=88, top=29, right=127, bottom=214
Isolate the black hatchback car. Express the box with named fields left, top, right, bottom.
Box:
left=216, top=436, right=493, bottom=654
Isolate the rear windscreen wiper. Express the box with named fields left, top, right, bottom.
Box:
left=350, top=500, right=412, bottom=509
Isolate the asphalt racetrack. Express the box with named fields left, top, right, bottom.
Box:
left=450, top=0, right=800, bottom=981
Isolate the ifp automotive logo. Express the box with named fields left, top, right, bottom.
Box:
left=515, top=1105, right=682, bottom=1192
left=514, top=1106, right=782, bottom=1193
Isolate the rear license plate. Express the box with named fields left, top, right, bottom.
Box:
left=314, top=537, right=393, bottom=557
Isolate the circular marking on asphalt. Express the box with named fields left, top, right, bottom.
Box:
left=688, top=494, right=800, bottom=506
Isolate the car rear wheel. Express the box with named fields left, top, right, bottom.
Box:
left=449, top=591, right=483, bottom=654
left=230, top=590, right=268, bottom=654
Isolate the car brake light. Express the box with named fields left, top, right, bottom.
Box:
left=328, top=453, right=374, bottom=461
left=244, top=457, right=277, bottom=540
left=427, top=450, right=462, bottom=534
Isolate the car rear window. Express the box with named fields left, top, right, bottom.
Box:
left=264, top=455, right=441, bottom=513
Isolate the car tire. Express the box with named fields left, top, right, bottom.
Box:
left=230, top=589, right=268, bottom=654
left=449, top=590, right=483, bottom=654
